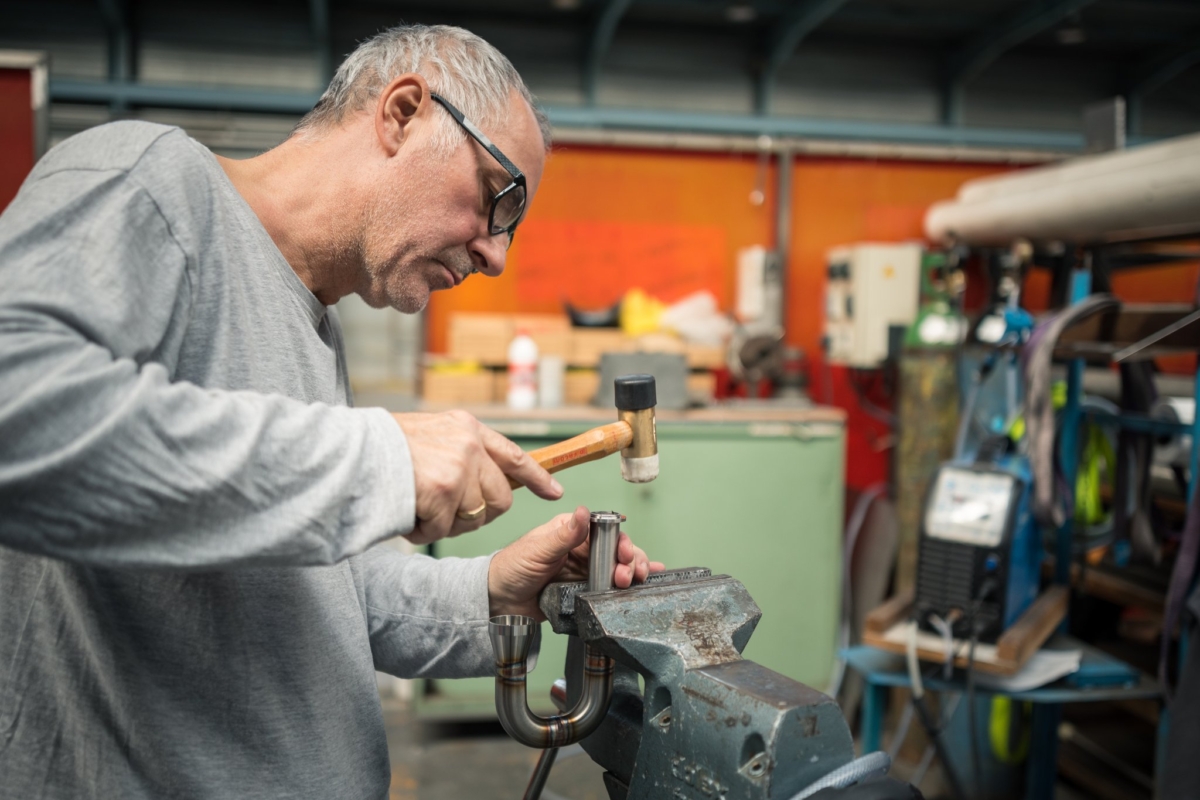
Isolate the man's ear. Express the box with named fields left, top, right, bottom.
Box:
left=375, top=74, right=433, bottom=157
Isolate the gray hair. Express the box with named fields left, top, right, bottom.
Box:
left=296, top=24, right=552, bottom=154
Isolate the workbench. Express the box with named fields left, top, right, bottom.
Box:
left=414, top=403, right=847, bottom=719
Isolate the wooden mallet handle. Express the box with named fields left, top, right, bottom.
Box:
left=507, top=421, right=633, bottom=489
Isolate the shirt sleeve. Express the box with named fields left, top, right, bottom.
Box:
left=0, top=165, right=417, bottom=569
left=358, top=546, right=542, bottom=680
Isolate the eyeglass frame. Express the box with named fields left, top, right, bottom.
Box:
left=429, top=92, right=527, bottom=249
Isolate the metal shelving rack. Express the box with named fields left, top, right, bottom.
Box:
left=1051, top=276, right=1200, bottom=796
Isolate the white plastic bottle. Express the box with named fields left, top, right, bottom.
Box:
left=506, top=330, right=538, bottom=410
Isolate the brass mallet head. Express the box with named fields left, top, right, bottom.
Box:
left=615, top=374, right=658, bottom=483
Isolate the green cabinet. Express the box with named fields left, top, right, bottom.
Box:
left=416, top=411, right=845, bottom=719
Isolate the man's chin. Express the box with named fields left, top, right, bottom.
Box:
left=394, top=294, right=430, bottom=314
left=354, top=284, right=428, bottom=314
left=384, top=286, right=429, bottom=314
left=398, top=280, right=463, bottom=312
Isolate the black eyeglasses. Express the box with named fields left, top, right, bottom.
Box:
left=430, top=92, right=527, bottom=249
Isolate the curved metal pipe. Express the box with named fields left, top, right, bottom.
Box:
left=490, top=622, right=613, bottom=748
left=489, top=511, right=623, bottom=748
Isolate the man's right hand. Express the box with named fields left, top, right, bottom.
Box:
left=392, top=411, right=563, bottom=544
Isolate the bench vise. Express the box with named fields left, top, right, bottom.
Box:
left=551, top=566, right=868, bottom=799
left=488, top=512, right=916, bottom=800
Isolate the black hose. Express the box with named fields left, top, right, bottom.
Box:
left=967, top=627, right=982, bottom=797
left=910, top=693, right=968, bottom=800
left=964, top=580, right=994, bottom=798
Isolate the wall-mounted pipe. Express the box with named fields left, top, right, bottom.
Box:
left=47, top=79, right=1087, bottom=153
left=488, top=511, right=623, bottom=748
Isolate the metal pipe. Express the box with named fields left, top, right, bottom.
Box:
left=587, top=511, right=622, bottom=591
left=46, top=79, right=1088, bottom=153
left=925, top=129, right=1200, bottom=245
left=488, top=511, right=622, bottom=749
left=520, top=678, right=570, bottom=800
left=771, top=146, right=794, bottom=333
left=522, top=747, right=559, bottom=800
left=548, top=127, right=1059, bottom=164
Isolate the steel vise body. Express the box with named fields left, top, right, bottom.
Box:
left=539, top=568, right=860, bottom=800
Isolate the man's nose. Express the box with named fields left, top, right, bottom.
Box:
left=470, top=232, right=509, bottom=277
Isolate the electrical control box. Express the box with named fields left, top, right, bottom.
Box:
left=824, top=243, right=923, bottom=367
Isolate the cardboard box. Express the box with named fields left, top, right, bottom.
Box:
left=633, top=332, right=686, bottom=355
left=422, top=369, right=495, bottom=405
left=685, top=343, right=726, bottom=370
left=530, top=330, right=570, bottom=361
left=514, top=314, right=571, bottom=360
left=492, top=368, right=508, bottom=403
left=448, top=314, right=512, bottom=365
left=687, top=371, right=717, bottom=402
left=629, top=332, right=725, bottom=368
left=448, top=313, right=570, bottom=365
left=568, top=329, right=633, bottom=367
left=564, top=370, right=600, bottom=405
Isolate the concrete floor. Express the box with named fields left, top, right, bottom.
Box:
left=382, top=698, right=608, bottom=800
left=381, top=698, right=1102, bottom=800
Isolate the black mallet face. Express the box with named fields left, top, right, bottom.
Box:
left=615, top=374, right=658, bottom=483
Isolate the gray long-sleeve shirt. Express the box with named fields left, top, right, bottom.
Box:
left=0, top=122, right=496, bottom=799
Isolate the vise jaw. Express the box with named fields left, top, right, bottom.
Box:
left=540, top=569, right=855, bottom=800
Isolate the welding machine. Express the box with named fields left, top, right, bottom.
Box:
left=914, top=453, right=1043, bottom=643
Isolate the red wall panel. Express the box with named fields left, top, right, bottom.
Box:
left=0, top=67, right=36, bottom=212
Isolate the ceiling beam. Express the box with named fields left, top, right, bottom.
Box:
left=584, top=0, right=635, bottom=107
left=309, top=0, right=333, bottom=87
left=50, top=78, right=1090, bottom=152
left=52, top=79, right=321, bottom=114
left=1124, top=33, right=1200, bottom=137
left=755, top=0, right=849, bottom=115
left=1126, top=34, right=1200, bottom=98
left=941, top=0, right=1099, bottom=126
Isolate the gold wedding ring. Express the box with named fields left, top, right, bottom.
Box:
left=456, top=502, right=488, bottom=522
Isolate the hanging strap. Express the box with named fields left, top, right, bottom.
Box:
left=1162, top=483, right=1200, bottom=700
left=1022, top=294, right=1120, bottom=529
left=1161, top=279, right=1200, bottom=699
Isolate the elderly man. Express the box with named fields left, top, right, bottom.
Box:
left=0, top=23, right=659, bottom=799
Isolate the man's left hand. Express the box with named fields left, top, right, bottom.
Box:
left=488, top=506, right=664, bottom=620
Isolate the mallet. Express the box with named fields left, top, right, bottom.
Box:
left=506, top=374, right=659, bottom=487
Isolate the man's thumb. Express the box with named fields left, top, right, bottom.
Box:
left=545, top=506, right=588, bottom=557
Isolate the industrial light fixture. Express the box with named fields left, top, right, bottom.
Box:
left=551, top=0, right=581, bottom=10
left=726, top=3, right=757, bottom=23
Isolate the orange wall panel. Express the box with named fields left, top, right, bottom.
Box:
left=784, top=158, right=1010, bottom=360
left=1023, top=259, right=1197, bottom=372
left=426, top=145, right=777, bottom=353
left=1110, top=262, right=1198, bottom=304
left=428, top=147, right=1012, bottom=359
left=1112, top=260, right=1199, bottom=374
left=785, top=158, right=1011, bottom=491
left=516, top=219, right=729, bottom=308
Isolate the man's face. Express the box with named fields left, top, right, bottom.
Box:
left=356, top=91, right=546, bottom=313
